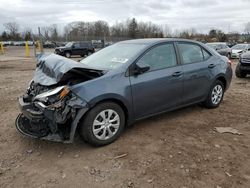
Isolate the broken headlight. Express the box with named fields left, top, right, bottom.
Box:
left=34, top=86, right=70, bottom=104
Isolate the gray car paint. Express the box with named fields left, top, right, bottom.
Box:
left=17, top=38, right=233, bottom=143
left=70, top=39, right=232, bottom=122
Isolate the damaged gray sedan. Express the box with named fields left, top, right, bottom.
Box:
left=16, top=39, right=232, bottom=146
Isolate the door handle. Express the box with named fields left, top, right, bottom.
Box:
left=172, top=71, right=182, bottom=77
left=208, top=64, right=216, bottom=69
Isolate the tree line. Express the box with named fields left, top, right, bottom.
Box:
left=1, top=18, right=250, bottom=43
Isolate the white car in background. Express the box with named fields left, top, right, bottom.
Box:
left=231, top=43, right=250, bottom=58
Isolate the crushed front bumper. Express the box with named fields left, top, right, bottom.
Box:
left=16, top=96, right=89, bottom=143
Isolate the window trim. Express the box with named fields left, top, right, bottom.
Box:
left=202, top=48, right=211, bottom=61
left=129, top=42, right=180, bottom=75
left=176, top=41, right=212, bottom=65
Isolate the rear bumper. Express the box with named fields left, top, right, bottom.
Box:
left=16, top=96, right=89, bottom=143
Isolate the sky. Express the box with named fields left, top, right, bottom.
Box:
left=0, top=0, right=249, bottom=34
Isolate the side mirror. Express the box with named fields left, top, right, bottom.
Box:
left=131, top=63, right=150, bottom=75
left=72, top=45, right=75, bottom=49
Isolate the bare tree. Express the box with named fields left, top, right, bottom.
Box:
left=41, top=26, right=51, bottom=40
left=244, top=22, right=250, bottom=34
left=23, top=28, right=32, bottom=41
left=4, top=22, right=20, bottom=40
left=162, top=24, right=172, bottom=37
left=49, top=24, right=59, bottom=41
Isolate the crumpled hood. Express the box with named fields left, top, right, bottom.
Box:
left=33, top=54, right=104, bottom=86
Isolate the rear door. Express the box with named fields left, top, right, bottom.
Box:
left=72, top=42, right=82, bottom=55
left=130, top=43, right=183, bottom=119
left=176, top=42, right=213, bottom=105
left=80, top=43, right=88, bottom=55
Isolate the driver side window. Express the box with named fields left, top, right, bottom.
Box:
left=137, top=43, right=177, bottom=71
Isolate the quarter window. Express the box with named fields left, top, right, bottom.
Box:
left=137, top=43, right=177, bottom=71
left=178, top=43, right=205, bottom=64
left=203, top=49, right=211, bottom=60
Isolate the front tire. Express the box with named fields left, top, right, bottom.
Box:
left=79, top=102, right=125, bottom=146
left=203, top=80, right=224, bottom=109
left=235, top=64, right=247, bottom=78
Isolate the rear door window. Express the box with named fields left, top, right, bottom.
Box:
left=178, top=43, right=208, bottom=64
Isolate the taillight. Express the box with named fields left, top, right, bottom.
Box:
left=227, top=59, right=232, bottom=67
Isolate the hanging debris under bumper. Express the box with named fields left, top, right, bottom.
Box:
left=15, top=94, right=89, bottom=143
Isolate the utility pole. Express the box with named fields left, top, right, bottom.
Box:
left=38, top=27, right=44, bottom=53
left=32, top=33, right=36, bottom=57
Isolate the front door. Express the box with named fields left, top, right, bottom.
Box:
left=129, top=43, right=183, bottom=119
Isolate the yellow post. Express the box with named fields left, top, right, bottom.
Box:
left=25, top=41, right=30, bottom=57
left=37, top=41, right=41, bottom=52
left=0, top=42, right=4, bottom=54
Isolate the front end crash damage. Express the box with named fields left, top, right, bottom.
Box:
left=15, top=54, right=104, bottom=143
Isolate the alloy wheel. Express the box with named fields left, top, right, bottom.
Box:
left=92, top=109, right=120, bottom=140
left=211, top=85, right=223, bottom=105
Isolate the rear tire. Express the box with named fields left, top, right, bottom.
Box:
left=65, top=52, right=71, bottom=58
left=79, top=102, right=125, bottom=146
left=203, top=80, right=224, bottom=109
left=235, top=64, right=247, bottom=78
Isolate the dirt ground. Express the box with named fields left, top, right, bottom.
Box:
left=0, top=46, right=250, bottom=188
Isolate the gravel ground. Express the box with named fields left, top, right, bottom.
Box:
left=0, top=47, right=250, bottom=188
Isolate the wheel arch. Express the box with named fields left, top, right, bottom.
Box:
left=215, top=75, right=227, bottom=89
left=80, top=94, right=132, bottom=128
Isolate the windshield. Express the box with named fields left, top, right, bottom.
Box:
left=65, top=42, right=73, bottom=47
left=80, top=43, right=147, bottom=70
left=232, top=44, right=248, bottom=50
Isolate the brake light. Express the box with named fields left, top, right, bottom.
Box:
left=227, top=59, right=232, bottom=67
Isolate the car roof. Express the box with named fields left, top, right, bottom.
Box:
left=119, top=38, right=203, bottom=46
left=206, top=42, right=227, bottom=45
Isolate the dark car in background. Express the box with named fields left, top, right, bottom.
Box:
left=16, top=39, right=232, bottom=146
left=235, top=51, right=250, bottom=78
left=55, top=41, right=95, bottom=58
left=206, top=42, right=232, bottom=58
left=43, top=41, right=58, bottom=48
